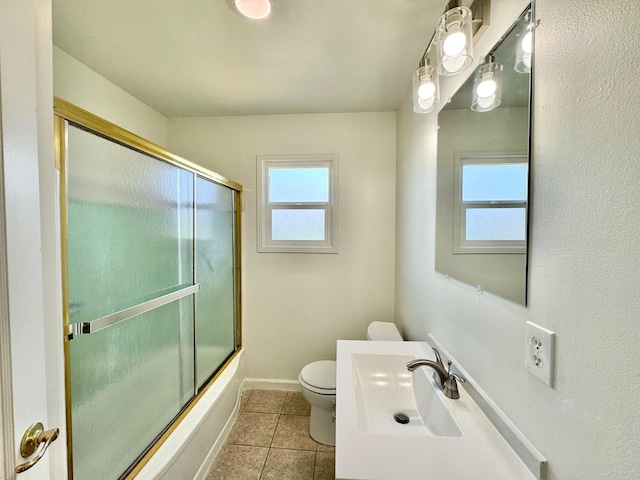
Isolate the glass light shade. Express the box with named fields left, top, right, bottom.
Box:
left=412, top=62, right=440, bottom=114
left=471, top=56, right=503, bottom=112
left=515, top=12, right=534, bottom=73
left=234, top=0, right=271, bottom=19
left=437, top=6, right=474, bottom=76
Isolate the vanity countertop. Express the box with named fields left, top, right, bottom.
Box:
left=335, top=340, right=537, bottom=480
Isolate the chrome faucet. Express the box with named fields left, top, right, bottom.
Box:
left=406, top=348, right=466, bottom=399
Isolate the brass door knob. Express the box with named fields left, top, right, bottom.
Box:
left=15, top=422, right=59, bottom=474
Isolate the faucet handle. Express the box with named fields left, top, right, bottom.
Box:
left=431, top=347, right=444, bottom=368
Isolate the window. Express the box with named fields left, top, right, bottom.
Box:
left=258, top=155, right=338, bottom=253
left=453, top=152, right=527, bottom=254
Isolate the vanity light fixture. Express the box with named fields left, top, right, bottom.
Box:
left=515, top=10, right=535, bottom=73
left=436, top=2, right=474, bottom=76
left=471, top=55, right=503, bottom=112
left=412, top=58, right=440, bottom=113
left=411, top=0, right=489, bottom=115
left=234, top=0, right=272, bottom=20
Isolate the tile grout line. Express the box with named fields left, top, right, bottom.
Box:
left=259, top=393, right=287, bottom=479
left=312, top=449, right=319, bottom=480
left=209, top=390, right=331, bottom=480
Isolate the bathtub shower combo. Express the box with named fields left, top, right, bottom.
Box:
left=56, top=99, right=242, bottom=480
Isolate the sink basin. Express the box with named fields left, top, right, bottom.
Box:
left=336, top=340, right=538, bottom=480
left=351, top=353, right=462, bottom=437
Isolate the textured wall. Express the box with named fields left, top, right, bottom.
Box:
left=395, top=1, right=640, bottom=479
left=169, top=112, right=397, bottom=380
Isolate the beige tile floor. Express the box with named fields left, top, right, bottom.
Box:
left=205, top=390, right=335, bottom=480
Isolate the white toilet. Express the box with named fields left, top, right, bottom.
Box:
left=298, top=321, right=403, bottom=445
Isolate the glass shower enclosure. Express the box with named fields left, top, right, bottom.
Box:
left=55, top=98, right=242, bottom=480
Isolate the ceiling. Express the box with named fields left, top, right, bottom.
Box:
left=53, top=0, right=444, bottom=118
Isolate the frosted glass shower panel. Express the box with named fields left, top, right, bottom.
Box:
left=60, top=103, right=242, bottom=480
left=69, top=297, right=195, bottom=480
left=195, top=176, right=236, bottom=389
left=66, top=124, right=196, bottom=478
left=66, top=124, right=194, bottom=326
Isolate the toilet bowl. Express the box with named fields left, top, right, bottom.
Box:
left=298, top=321, right=403, bottom=446
left=299, top=360, right=336, bottom=445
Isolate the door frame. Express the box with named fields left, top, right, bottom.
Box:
left=0, top=0, right=67, bottom=478
left=0, top=93, right=16, bottom=480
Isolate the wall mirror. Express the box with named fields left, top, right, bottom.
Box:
left=435, top=5, right=532, bottom=305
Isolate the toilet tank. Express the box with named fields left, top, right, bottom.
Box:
left=367, top=321, right=403, bottom=341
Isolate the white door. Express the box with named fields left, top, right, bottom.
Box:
left=0, top=0, right=67, bottom=479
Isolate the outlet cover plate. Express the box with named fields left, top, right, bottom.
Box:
left=525, top=321, right=555, bottom=387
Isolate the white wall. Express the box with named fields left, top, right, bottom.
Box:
left=53, top=46, right=168, bottom=147
left=395, top=1, right=640, bottom=479
left=168, top=113, right=396, bottom=379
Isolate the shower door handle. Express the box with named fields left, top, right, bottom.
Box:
left=15, top=422, right=59, bottom=473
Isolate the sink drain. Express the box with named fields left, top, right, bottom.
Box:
left=394, top=412, right=410, bottom=424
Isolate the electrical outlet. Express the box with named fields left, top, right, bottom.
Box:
left=525, top=321, right=555, bottom=387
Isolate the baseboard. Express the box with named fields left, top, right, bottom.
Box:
left=242, top=378, right=300, bottom=392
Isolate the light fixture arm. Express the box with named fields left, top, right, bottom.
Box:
left=446, top=0, right=465, bottom=10
left=478, top=54, right=498, bottom=75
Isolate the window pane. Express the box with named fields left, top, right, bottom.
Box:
left=272, top=209, right=325, bottom=240
left=466, top=208, right=526, bottom=241
left=269, top=167, right=329, bottom=203
left=462, top=164, right=527, bottom=201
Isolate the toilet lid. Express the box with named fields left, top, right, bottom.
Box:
left=300, top=360, right=336, bottom=390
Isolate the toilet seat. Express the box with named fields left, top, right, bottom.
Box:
left=299, top=360, right=336, bottom=395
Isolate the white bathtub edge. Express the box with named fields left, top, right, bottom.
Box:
left=135, top=350, right=244, bottom=480
left=191, top=378, right=301, bottom=479
left=191, top=391, right=242, bottom=480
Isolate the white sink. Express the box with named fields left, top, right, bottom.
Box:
left=336, top=340, right=537, bottom=480
left=351, top=353, right=461, bottom=437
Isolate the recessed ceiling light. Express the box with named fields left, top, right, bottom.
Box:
left=234, top=0, right=272, bottom=20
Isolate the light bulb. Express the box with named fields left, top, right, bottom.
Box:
left=443, top=29, right=467, bottom=57
left=436, top=7, right=473, bottom=76
left=477, top=95, right=496, bottom=109
left=476, top=75, right=497, bottom=98
left=523, top=54, right=532, bottom=69
left=521, top=30, right=533, bottom=54
left=418, top=95, right=435, bottom=110
left=418, top=81, right=436, bottom=100
left=442, top=52, right=467, bottom=73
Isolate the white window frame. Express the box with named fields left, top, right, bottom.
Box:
left=453, top=152, right=528, bottom=254
left=257, top=155, right=338, bottom=253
